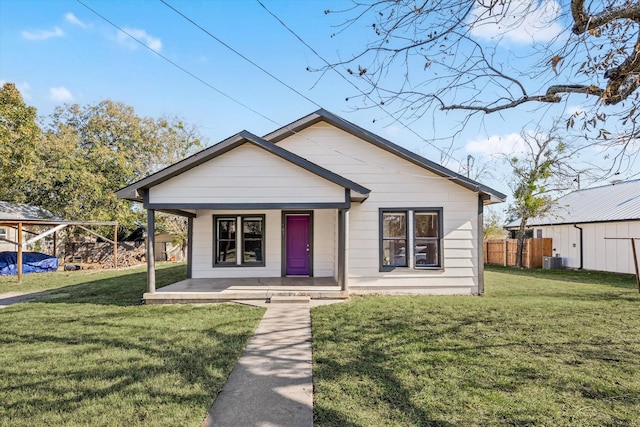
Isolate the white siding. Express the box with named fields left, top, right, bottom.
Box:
left=539, top=221, right=639, bottom=274
left=191, top=209, right=280, bottom=278
left=150, top=143, right=345, bottom=204
left=0, top=227, right=17, bottom=252
left=313, top=209, right=336, bottom=277
left=278, top=122, right=481, bottom=294
left=191, top=209, right=336, bottom=279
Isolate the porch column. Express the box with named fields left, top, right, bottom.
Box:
left=338, top=209, right=350, bottom=291
left=17, top=222, right=23, bottom=283
left=187, top=216, right=193, bottom=279
left=147, top=209, right=156, bottom=293
left=477, top=195, right=485, bottom=295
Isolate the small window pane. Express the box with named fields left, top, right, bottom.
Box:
left=382, top=239, right=407, bottom=267
left=415, top=213, right=438, bottom=238
left=218, top=219, right=236, bottom=240
left=383, top=213, right=406, bottom=238
left=217, top=240, right=237, bottom=263
left=415, top=240, right=438, bottom=266
left=244, top=240, right=263, bottom=263
left=243, top=218, right=263, bottom=264
left=243, top=218, right=263, bottom=239
left=216, top=218, right=237, bottom=264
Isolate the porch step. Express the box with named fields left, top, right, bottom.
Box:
left=269, top=295, right=311, bottom=304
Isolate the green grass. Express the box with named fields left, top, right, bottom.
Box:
left=0, top=265, right=265, bottom=426
left=312, top=266, right=640, bottom=426
left=0, top=262, right=184, bottom=296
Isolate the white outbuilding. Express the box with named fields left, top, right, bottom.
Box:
left=514, top=180, right=640, bottom=274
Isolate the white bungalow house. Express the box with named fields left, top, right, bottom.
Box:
left=508, top=179, right=640, bottom=274
left=117, top=110, right=505, bottom=302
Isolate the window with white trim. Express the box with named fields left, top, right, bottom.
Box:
left=213, top=215, right=265, bottom=267
left=380, top=208, right=442, bottom=270
left=0, top=227, right=6, bottom=239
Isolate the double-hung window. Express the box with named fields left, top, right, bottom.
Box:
left=0, top=227, right=6, bottom=240
left=213, top=215, right=265, bottom=267
left=380, top=208, right=442, bottom=270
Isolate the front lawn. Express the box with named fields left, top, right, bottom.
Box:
left=312, top=267, right=640, bottom=426
left=0, top=265, right=265, bottom=426
left=0, top=262, right=182, bottom=296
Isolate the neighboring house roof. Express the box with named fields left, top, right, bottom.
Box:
left=0, top=201, right=59, bottom=221
left=117, top=109, right=506, bottom=204
left=117, top=130, right=371, bottom=202
left=507, top=179, right=640, bottom=227
left=264, top=109, right=506, bottom=204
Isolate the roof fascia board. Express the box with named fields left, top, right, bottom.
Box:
left=264, top=109, right=506, bottom=202
left=156, top=209, right=197, bottom=218
left=145, top=202, right=350, bottom=210
left=523, top=217, right=640, bottom=228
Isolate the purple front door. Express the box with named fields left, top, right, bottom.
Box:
left=286, top=215, right=310, bottom=275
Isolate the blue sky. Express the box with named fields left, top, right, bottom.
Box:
left=0, top=0, right=625, bottom=204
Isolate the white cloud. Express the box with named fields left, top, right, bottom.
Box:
left=465, top=133, right=527, bottom=159
left=16, top=82, right=32, bottom=100
left=117, top=28, right=162, bottom=52
left=50, top=86, right=74, bottom=102
left=21, top=26, right=64, bottom=41
left=469, top=0, right=563, bottom=43
left=65, top=12, right=89, bottom=28
left=383, top=124, right=402, bottom=138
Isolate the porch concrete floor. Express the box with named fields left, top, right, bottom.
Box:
left=144, top=277, right=347, bottom=304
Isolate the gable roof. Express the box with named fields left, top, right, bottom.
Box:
left=509, top=179, right=640, bottom=227
left=116, top=130, right=371, bottom=202
left=263, top=109, right=506, bottom=204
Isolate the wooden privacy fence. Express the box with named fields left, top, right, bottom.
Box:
left=484, top=238, right=552, bottom=268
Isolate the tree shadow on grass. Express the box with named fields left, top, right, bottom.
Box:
left=312, top=301, right=640, bottom=426
left=32, top=264, right=187, bottom=306
left=0, top=302, right=264, bottom=426
left=313, top=346, right=455, bottom=427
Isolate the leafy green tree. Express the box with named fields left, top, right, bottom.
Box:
left=506, top=131, right=578, bottom=268
left=0, top=82, right=43, bottom=203
left=483, top=207, right=507, bottom=241
left=38, top=100, right=204, bottom=226
left=1, top=84, right=204, bottom=231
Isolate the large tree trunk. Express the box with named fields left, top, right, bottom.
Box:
left=515, top=218, right=527, bottom=268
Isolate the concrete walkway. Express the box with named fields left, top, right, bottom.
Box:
left=203, top=303, right=314, bottom=427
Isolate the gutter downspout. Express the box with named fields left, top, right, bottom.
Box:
left=573, top=224, right=583, bottom=269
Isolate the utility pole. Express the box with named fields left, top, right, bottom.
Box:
left=466, top=155, right=474, bottom=178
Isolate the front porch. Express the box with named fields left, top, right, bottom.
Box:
left=144, top=276, right=347, bottom=304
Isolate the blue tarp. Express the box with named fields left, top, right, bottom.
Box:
left=0, top=251, right=59, bottom=276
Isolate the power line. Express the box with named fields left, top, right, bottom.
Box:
left=76, top=0, right=473, bottom=185
left=159, top=0, right=322, bottom=110
left=255, top=0, right=459, bottom=165
left=76, top=0, right=280, bottom=128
